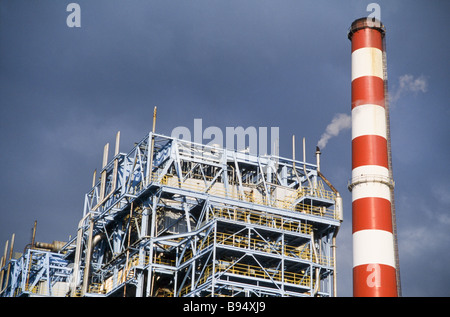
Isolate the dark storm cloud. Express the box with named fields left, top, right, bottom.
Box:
left=1, top=0, right=449, bottom=297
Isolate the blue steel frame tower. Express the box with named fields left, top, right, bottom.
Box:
left=0, top=129, right=342, bottom=297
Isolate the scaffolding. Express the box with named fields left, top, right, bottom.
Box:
left=0, top=129, right=342, bottom=297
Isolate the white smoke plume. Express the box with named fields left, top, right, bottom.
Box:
left=390, top=74, right=428, bottom=105
left=317, top=113, right=351, bottom=150
left=316, top=75, right=427, bottom=150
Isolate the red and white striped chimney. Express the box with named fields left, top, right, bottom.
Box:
left=348, top=18, right=398, bottom=297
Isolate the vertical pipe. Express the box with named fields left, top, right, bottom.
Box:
left=302, top=137, right=306, bottom=163
left=9, top=234, right=15, bottom=262
left=0, top=240, right=8, bottom=291
left=92, top=169, right=97, bottom=188
left=292, top=135, right=301, bottom=185
left=81, top=216, right=94, bottom=296
left=148, top=106, right=157, bottom=184
left=93, top=131, right=120, bottom=211
left=310, top=230, right=320, bottom=296
left=99, top=143, right=109, bottom=202
left=315, top=146, right=321, bottom=173
left=31, top=220, right=37, bottom=248
left=112, top=131, right=120, bottom=191
left=26, top=221, right=37, bottom=291
left=124, top=202, right=133, bottom=297
left=70, top=213, right=90, bottom=297
left=302, top=137, right=312, bottom=190
left=146, top=197, right=158, bottom=297
left=292, top=135, right=295, bottom=165
left=348, top=18, right=397, bottom=297
left=332, top=232, right=338, bottom=297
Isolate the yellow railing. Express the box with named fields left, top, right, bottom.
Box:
left=210, top=207, right=312, bottom=234
left=215, top=232, right=304, bottom=258
left=86, top=254, right=141, bottom=296
left=72, top=288, right=83, bottom=297
left=219, top=261, right=311, bottom=286
left=292, top=202, right=336, bottom=218
left=153, top=256, right=175, bottom=266
left=179, top=260, right=311, bottom=296
left=122, top=253, right=176, bottom=268
left=294, top=184, right=336, bottom=201
left=154, top=288, right=174, bottom=297
left=88, top=283, right=106, bottom=294
left=14, top=284, right=41, bottom=296
left=124, top=172, right=337, bottom=220
left=179, top=231, right=333, bottom=267
left=156, top=174, right=336, bottom=219
left=215, top=232, right=333, bottom=266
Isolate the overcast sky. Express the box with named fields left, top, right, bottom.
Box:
left=1, top=0, right=449, bottom=297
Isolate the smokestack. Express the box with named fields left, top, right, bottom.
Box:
left=348, top=18, right=398, bottom=297
left=315, top=146, right=321, bottom=172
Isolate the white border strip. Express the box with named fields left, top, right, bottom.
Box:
left=353, top=229, right=396, bottom=267
left=351, top=47, right=384, bottom=81
left=352, top=104, right=387, bottom=140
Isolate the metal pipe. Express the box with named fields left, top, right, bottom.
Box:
left=92, top=169, right=97, bottom=188
left=0, top=234, right=15, bottom=294
left=0, top=239, right=9, bottom=294
left=92, top=233, right=105, bottom=247
left=302, top=137, right=313, bottom=190
left=9, top=234, right=14, bottom=261
left=70, top=213, right=90, bottom=296
left=291, top=135, right=302, bottom=185
left=81, top=217, right=94, bottom=296
left=25, top=221, right=37, bottom=291
left=317, top=171, right=338, bottom=195
left=124, top=202, right=134, bottom=297
left=34, top=241, right=65, bottom=252
left=315, top=146, right=321, bottom=173
left=93, top=131, right=120, bottom=211
left=31, top=220, right=37, bottom=248
left=34, top=242, right=53, bottom=250
left=0, top=258, right=4, bottom=292
left=99, top=143, right=109, bottom=202
left=311, top=230, right=320, bottom=296
left=147, top=106, right=157, bottom=185
left=332, top=227, right=340, bottom=297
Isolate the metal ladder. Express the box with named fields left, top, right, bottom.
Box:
left=383, top=38, right=402, bottom=297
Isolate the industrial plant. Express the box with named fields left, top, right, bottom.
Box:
left=0, top=124, right=342, bottom=297
left=0, top=17, right=400, bottom=297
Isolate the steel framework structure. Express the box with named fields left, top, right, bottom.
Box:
left=1, top=131, right=342, bottom=297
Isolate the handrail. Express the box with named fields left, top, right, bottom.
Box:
left=91, top=170, right=338, bottom=221
left=210, top=207, right=312, bottom=234
left=180, top=260, right=311, bottom=296
left=179, top=230, right=333, bottom=267
left=135, top=173, right=339, bottom=220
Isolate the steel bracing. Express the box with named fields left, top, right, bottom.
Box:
left=1, top=132, right=341, bottom=297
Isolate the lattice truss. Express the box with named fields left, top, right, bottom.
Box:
left=1, top=132, right=341, bottom=297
